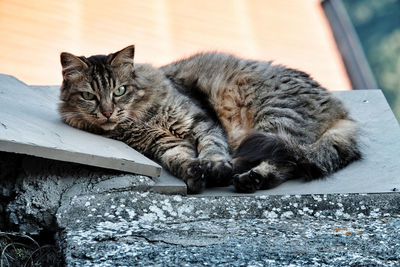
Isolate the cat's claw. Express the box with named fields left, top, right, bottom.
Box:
left=185, top=160, right=206, bottom=194
left=233, top=170, right=262, bottom=193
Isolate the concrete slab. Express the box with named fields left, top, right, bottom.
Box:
left=152, top=169, right=187, bottom=195
left=0, top=74, right=161, bottom=178
left=203, top=90, right=400, bottom=196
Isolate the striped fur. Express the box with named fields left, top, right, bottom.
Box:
left=59, top=45, right=361, bottom=193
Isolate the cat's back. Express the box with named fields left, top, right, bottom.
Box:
left=161, top=51, right=327, bottom=101
left=161, top=52, right=273, bottom=87
left=161, top=52, right=349, bottom=150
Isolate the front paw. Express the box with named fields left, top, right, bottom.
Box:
left=183, top=159, right=205, bottom=194
left=200, top=156, right=233, bottom=187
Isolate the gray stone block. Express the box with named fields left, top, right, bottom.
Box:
left=2, top=154, right=158, bottom=234
left=57, top=190, right=400, bottom=266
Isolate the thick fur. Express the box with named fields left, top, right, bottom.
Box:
left=59, top=45, right=361, bottom=193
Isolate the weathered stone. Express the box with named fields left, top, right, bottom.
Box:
left=57, top=190, right=400, bottom=266
left=2, top=154, right=154, bottom=234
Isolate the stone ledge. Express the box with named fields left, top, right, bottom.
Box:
left=57, top=190, right=400, bottom=266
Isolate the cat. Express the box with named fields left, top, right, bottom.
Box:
left=58, top=45, right=361, bottom=194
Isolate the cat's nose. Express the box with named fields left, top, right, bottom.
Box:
left=102, top=110, right=112, bottom=118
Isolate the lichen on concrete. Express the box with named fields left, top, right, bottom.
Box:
left=57, top=190, right=400, bottom=266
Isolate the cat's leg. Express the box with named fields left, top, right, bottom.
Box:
left=192, top=122, right=233, bottom=187
left=232, top=119, right=361, bottom=193
left=159, top=144, right=205, bottom=194
left=119, top=125, right=206, bottom=194
left=233, top=160, right=296, bottom=193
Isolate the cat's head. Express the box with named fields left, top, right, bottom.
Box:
left=59, top=45, right=157, bottom=132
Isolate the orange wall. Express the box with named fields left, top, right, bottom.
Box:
left=0, top=0, right=350, bottom=90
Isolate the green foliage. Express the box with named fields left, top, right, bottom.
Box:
left=343, top=0, right=400, bottom=121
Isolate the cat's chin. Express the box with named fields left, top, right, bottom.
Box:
left=100, top=122, right=117, bottom=131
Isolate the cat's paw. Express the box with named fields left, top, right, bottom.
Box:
left=200, top=155, right=233, bottom=187
left=233, top=170, right=263, bottom=193
left=183, top=159, right=205, bottom=194
left=233, top=169, right=287, bottom=193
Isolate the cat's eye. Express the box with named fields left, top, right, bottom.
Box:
left=81, top=91, right=95, bottom=100
left=114, top=85, right=126, bottom=97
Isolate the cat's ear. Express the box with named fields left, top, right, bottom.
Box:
left=110, top=45, right=135, bottom=67
left=60, top=52, right=88, bottom=79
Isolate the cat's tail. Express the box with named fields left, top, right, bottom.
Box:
left=233, top=119, right=362, bottom=180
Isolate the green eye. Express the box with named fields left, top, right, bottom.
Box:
left=114, top=85, right=126, bottom=97
left=81, top=91, right=95, bottom=100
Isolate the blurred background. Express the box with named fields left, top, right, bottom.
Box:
left=0, top=0, right=348, bottom=89
left=341, top=0, right=400, bottom=121
left=0, top=0, right=399, bottom=120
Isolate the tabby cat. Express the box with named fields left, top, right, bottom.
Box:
left=59, top=45, right=361, bottom=193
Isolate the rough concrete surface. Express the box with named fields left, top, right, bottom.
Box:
left=1, top=153, right=154, bottom=234
left=58, top=191, right=400, bottom=266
